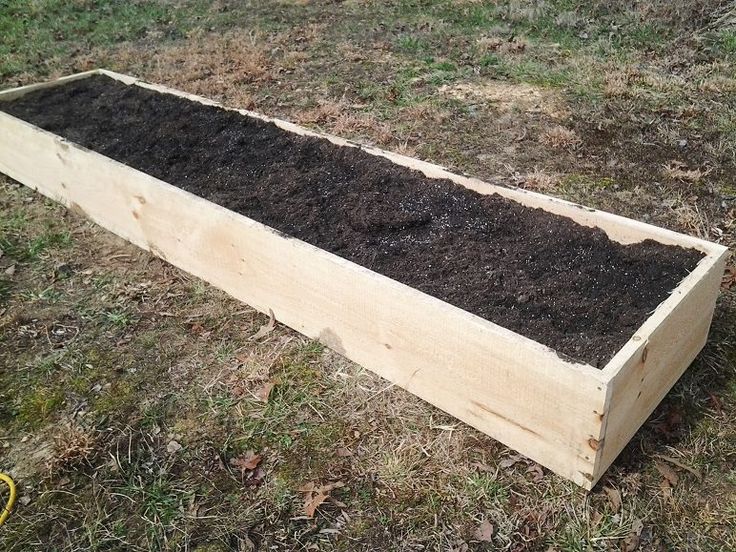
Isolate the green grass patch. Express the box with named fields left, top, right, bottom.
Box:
left=717, top=31, right=736, bottom=57
left=0, top=0, right=217, bottom=78
left=507, top=59, right=572, bottom=88
left=396, top=35, right=429, bottom=54
left=17, top=386, right=64, bottom=428
left=0, top=277, right=12, bottom=302
left=465, top=472, right=509, bottom=504
left=104, top=308, right=134, bottom=329
left=0, top=229, right=71, bottom=262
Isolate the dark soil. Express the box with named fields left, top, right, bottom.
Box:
left=0, top=75, right=705, bottom=367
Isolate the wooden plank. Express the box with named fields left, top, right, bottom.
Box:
left=0, top=109, right=608, bottom=488
left=593, top=252, right=728, bottom=480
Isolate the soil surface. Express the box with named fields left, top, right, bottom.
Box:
left=0, top=75, right=705, bottom=366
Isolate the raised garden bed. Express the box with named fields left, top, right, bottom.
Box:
left=0, top=70, right=728, bottom=488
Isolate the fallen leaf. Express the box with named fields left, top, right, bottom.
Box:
left=238, top=534, right=257, bottom=552
left=655, top=454, right=701, bottom=480
left=250, top=309, right=276, bottom=340
left=255, top=380, right=276, bottom=402
left=247, top=466, right=266, bottom=486
left=230, top=450, right=262, bottom=474
left=623, top=519, right=645, bottom=551
left=5, top=264, right=16, bottom=276
left=473, top=519, right=494, bottom=542
left=653, top=406, right=684, bottom=438
left=603, top=486, right=622, bottom=512
left=590, top=509, right=604, bottom=528
left=335, top=447, right=353, bottom=457
left=166, top=440, right=182, bottom=454
left=499, top=454, right=524, bottom=469
left=707, top=392, right=723, bottom=413
left=299, top=481, right=344, bottom=518
left=721, top=267, right=736, bottom=290
left=304, top=490, right=329, bottom=517
left=660, top=479, right=673, bottom=501
left=655, top=461, right=679, bottom=486
left=623, top=533, right=640, bottom=552
left=526, top=463, right=544, bottom=482
left=470, top=461, right=492, bottom=472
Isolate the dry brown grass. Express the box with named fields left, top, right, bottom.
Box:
left=519, top=169, right=559, bottom=191
left=46, top=424, right=95, bottom=473
left=295, top=103, right=394, bottom=146
left=662, top=161, right=710, bottom=183
left=603, top=69, right=639, bottom=98
left=499, top=36, right=528, bottom=54
left=539, top=125, right=582, bottom=150
left=294, top=101, right=344, bottom=125
left=440, top=81, right=569, bottom=119
left=476, top=35, right=505, bottom=52
left=93, top=30, right=277, bottom=109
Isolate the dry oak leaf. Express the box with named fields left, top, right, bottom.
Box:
left=335, top=447, right=353, bottom=457
left=623, top=518, right=644, bottom=552
left=722, top=267, right=736, bottom=290
left=526, top=463, right=544, bottom=482
left=473, top=519, right=494, bottom=542
left=299, top=481, right=345, bottom=518
left=250, top=308, right=276, bottom=341
left=655, top=454, right=702, bottom=480
left=603, top=486, right=622, bottom=513
left=230, top=450, right=262, bottom=475
left=255, top=380, right=276, bottom=402
left=654, top=461, right=678, bottom=486
left=499, top=453, right=524, bottom=469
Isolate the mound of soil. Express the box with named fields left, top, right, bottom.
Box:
left=0, top=75, right=705, bottom=367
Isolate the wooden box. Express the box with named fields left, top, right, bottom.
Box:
left=0, top=70, right=728, bottom=488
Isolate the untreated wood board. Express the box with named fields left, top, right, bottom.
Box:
left=0, top=70, right=729, bottom=489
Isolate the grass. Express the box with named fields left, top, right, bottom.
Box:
left=1, top=0, right=736, bottom=550
left=0, top=0, right=208, bottom=78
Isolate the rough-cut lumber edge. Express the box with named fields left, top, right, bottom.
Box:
left=0, top=70, right=728, bottom=489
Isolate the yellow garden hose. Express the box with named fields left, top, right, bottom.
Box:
left=0, top=473, right=16, bottom=527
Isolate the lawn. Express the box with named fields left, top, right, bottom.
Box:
left=1, top=1, right=735, bottom=550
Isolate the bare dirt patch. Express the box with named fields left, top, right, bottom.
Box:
left=439, top=81, right=570, bottom=120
